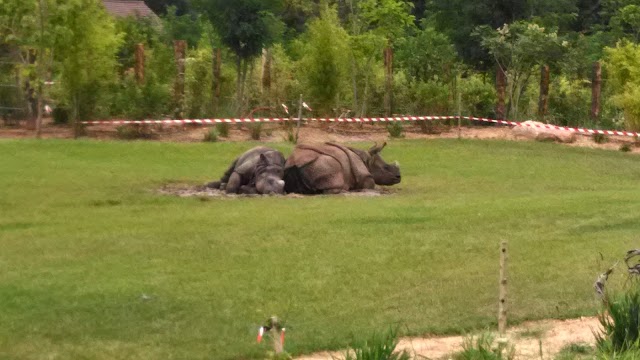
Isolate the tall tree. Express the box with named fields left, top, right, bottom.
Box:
left=195, top=0, right=283, bottom=115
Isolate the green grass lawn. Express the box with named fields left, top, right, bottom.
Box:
left=1, top=138, right=639, bottom=359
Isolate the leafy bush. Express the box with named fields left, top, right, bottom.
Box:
left=620, top=143, right=633, bottom=152
left=460, top=74, right=497, bottom=118
left=387, top=121, right=404, bottom=138
left=547, top=77, right=592, bottom=127
left=596, top=281, right=640, bottom=355
left=593, top=133, right=610, bottom=144
left=605, top=41, right=640, bottom=131
left=453, top=333, right=515, bottom=360
left=203, top=128, right=218, bottom=142
left=217, top=123, right=230, bottom=137
left=52, top=107, right=69, bottom=124
left=343, top=328, right=411, bottom=360
left=250, top=123, right=262, bottom=140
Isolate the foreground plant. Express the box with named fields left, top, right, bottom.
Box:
left=453, top=333, right=515, bottom=360
left=343, top=328, right=411, bottom=360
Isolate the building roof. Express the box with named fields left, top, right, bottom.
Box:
left=102, top=0, right=158, bottom=19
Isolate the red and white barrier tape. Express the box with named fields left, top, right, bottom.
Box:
left=81, top=115, right=640, bottom=138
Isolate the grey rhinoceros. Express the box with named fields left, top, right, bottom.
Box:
left=207, top=146, right=286, bottom=194
left=283, top=142, right=401, bottom=194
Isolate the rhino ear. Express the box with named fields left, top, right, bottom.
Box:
left=259, top=153, right=268, bottom=163
left=369, top=142, right=387, bottom=155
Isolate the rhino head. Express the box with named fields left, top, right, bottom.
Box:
left=367, top=142, right=401, bottom=185
left=255, top=153, right=285, bottom=195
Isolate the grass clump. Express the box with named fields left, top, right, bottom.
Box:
left=115, top=125, right=152, bottom=140
left=250, top=123, right=262, bottom=140
left=555, top=343, right=593, bottom=360
left=593, top=133, right=610, bottom=144
left=344, top=328, right=410, bottom=360
left=596, top=284, right=640, bottom=355
left=203, top=128, right=218, bottom=142
left=452, top=333, right=515, bottom=360
left=620, top=143, right=632, bottom=152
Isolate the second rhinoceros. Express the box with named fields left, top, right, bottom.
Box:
left=283, top=142, right=401, bottom=194
left=207, top=146, right=286, bottom=194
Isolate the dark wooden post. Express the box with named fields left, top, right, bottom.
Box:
left=498, top=241, right=508, bottom=337
left=135, top=43, right=145, bottom=84
left=261, top=48, right=271, bottom=95
left=383, top=45, right=393, bottom=117
left=173, top=40, right=186, bottom=118
left=496, top=65, right=507, bottom=120
left=212, top=48, right=221, bottom=114
left=538, top=65, right=550, bottom=121
left=591, top=61, right=602, bottom=122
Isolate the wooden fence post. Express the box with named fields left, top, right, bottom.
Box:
left=173, top=40, right=186, bottom=118
left=261, top=48, right=271, bottom=95
left=496, top=65, right=507, bottom=120
left=591, top=61, right=602, bottom=123
left=498, top=241, right=508, bottom=337
left=135, top=43, right=145, bottom=84
left=295, top=94, right=302, bottom=144
left=383, top=44, right=393, bottom=117
left=538, top=65, right=550, bottom=121
left=212, top=48, right=221, bottom=114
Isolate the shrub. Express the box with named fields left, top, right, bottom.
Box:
left=453, top=333, right=515, bottom=360
left=620, top=143, right=633, bottom=152
left=387, top=122, right=404, bottom=138
left=250, top=123, right=262, bottom=140
left=203, top=128, right=218, bottom=142
left=217, top=123, right=230, bottom=137
left=52, top=107, right=70, bottom=125
left=343, top=328, right=411, bottom=360
left=115, top=125, right=153, bottom=140
left=593, top=133, right=610, bottom=144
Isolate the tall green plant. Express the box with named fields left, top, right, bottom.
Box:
left=343, top=328, right=411, bottom=360
left=604, top=40, right=640, bottom=131
left=596, top=284, right=640, bottom=355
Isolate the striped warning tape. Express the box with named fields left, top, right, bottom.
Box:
left=81, top=115, right=640, bottom=138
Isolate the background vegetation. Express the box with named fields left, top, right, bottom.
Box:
left=3, top=0, right=640, bottom=131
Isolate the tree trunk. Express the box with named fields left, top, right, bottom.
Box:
left=212, top=48, right=221, bottom=114
left=591, top=61, right=602, bottom=123
left=135, top=43, right=145, bottom=84
left=261, top=48, right=271, bottom=96
left=351, top=57, right=358, bottom=117
left=173, top=40, right=186, bottom=119
left=383, top=45, right=393, bottom=117
left=537, top=65, right=550, bottom=121
left=496, top=65, right=507, bottom=120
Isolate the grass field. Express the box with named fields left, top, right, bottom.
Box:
left=1, top=138, right=639, bottom=359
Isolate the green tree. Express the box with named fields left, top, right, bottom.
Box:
left=298, top=4, right=350, bottom=115
left=195, top=0, right=284, bottom=115
left=476, top=21, right=567, bottom=119
left=605, top=40, right=640, bottom=131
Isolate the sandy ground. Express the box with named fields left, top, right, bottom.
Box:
left=1, top=118, right=639, bottom=155
left=296, top=317, right=600, bottom=360
left=158, top=183, right=396, bottom=198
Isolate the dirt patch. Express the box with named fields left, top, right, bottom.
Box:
left=157, top=183, right=396, bottom=198
left=296, top=316, right=600, bottom=360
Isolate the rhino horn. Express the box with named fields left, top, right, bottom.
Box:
left=277, top=179, right=285, bottom=186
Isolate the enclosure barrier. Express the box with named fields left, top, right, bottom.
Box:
left=80, top=115, right=640, bottom=138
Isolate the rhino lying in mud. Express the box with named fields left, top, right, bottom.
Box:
left=207, top=146, right=286, bottom=194
left=284, top=142, right=401, bottom=194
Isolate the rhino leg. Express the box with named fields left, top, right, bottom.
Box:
left=239, top=185, right=258, bottom=194
left=225, top=172, right=242, bottom=194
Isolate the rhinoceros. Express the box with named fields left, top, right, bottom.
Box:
left=207, top=146, right=286, bottom=194
left=283, top=142, right=401, bottom=194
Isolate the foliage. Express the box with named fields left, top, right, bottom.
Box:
left=298, top=4, right=351, bottom=115
left=605, top=40, right=640, bottom=131
left=386, top=121, right=404, bottom=138
left=547, top=76, right=592, bottom=127
left=249, top=123, right=262, bottom=140
left=217, top=123, right=230, bottom=137
left=51, top=107, right=69, bottom=124
left=476, top=21, right=567, bottom=119
left=344, top=328, right=411, bottom=360
left=203, top=128, right=218, bottom=142
left=453, top=333, right=515, bottom=360
left=593, top=133, right=610, bottom=144
left=620, top=143, right=633, bottom=152
left=596, top=282, right=640, bottom=355
left=460, top=74, right=498, bottom=117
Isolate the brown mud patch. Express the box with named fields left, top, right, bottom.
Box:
left=157, top=183, right=397, bottom=199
